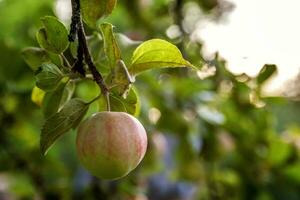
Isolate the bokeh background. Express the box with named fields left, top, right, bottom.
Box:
left=1, top=0, right=300, bottom=199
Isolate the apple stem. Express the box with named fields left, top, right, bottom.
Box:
left=105, top=93, right=111, bottom=112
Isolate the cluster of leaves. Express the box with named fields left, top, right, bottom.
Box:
left=22, top=0, right=195, bottom=155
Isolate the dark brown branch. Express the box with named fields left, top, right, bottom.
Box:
left=69, top=0, right=85, bottom=75
left=69, top=0, right=109, bottom=97
left=69, top=0, right=80, bottom=42
left=72, top=38, right=85, bottom=76
left=77, top=22, right=109, bottom=95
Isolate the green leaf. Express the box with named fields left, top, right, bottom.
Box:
left=81, top=0, right=117, bottom=27
left=111, top=60, right=134, bottom=96
left=99, top=22, right=121, bottom=69
left=76, top=79, right=100, bottom=102
left=40, top=98, right=89, bottom=155
left=42, top=79, right=68, bottom=117
left=99, top=23, right=133, bottom=95
left=48, top=52, right=64, bottom=67
left=129, top=39, right=195, bottom=75
left=35, top=63, right=64, bottom=91
left=31, top=86, right=45, bottom=107
left=88, top=33, right=104, bottom=61
left=21, top=47, right=50, bottom=71
left=99, top=87, right=140, bottom=116
left=21, top=47, right=63, bottom=71
left=36, top=16, right=69, bottom=54
left=257, top=64, right=277, bottom=84
left=60, top=81, right=76, bottom=110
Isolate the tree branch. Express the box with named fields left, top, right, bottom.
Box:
left=77, top=22, right=109, bottom=96
left=69, top=0, right=110, bottom=105
left=72, top=37, right=85, bottom=76
left=69, top=0, right=80, bottom=42
left=69, top=0, right=85, bottom=76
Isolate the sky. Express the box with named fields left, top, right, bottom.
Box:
left=196, top=0, right=300, bottom=92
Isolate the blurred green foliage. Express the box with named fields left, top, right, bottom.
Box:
left=1, top=0, right=300, bottom=199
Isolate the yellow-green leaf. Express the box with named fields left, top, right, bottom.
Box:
left=129, top=39, right=195, bottom=75
left=31, top=86, right=45, bottom=107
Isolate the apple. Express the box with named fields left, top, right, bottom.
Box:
left=76, top=112, right=147, bottom=179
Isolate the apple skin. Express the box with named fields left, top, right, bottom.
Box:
left=76, top=112, right=147, bottom=179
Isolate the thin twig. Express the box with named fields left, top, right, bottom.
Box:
left=60, top=53, right=72, bottom=68
left=105, top=93, right=111, bottom=111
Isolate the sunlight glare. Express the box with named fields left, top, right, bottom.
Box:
left=196, top=0, right=300, bottom=93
